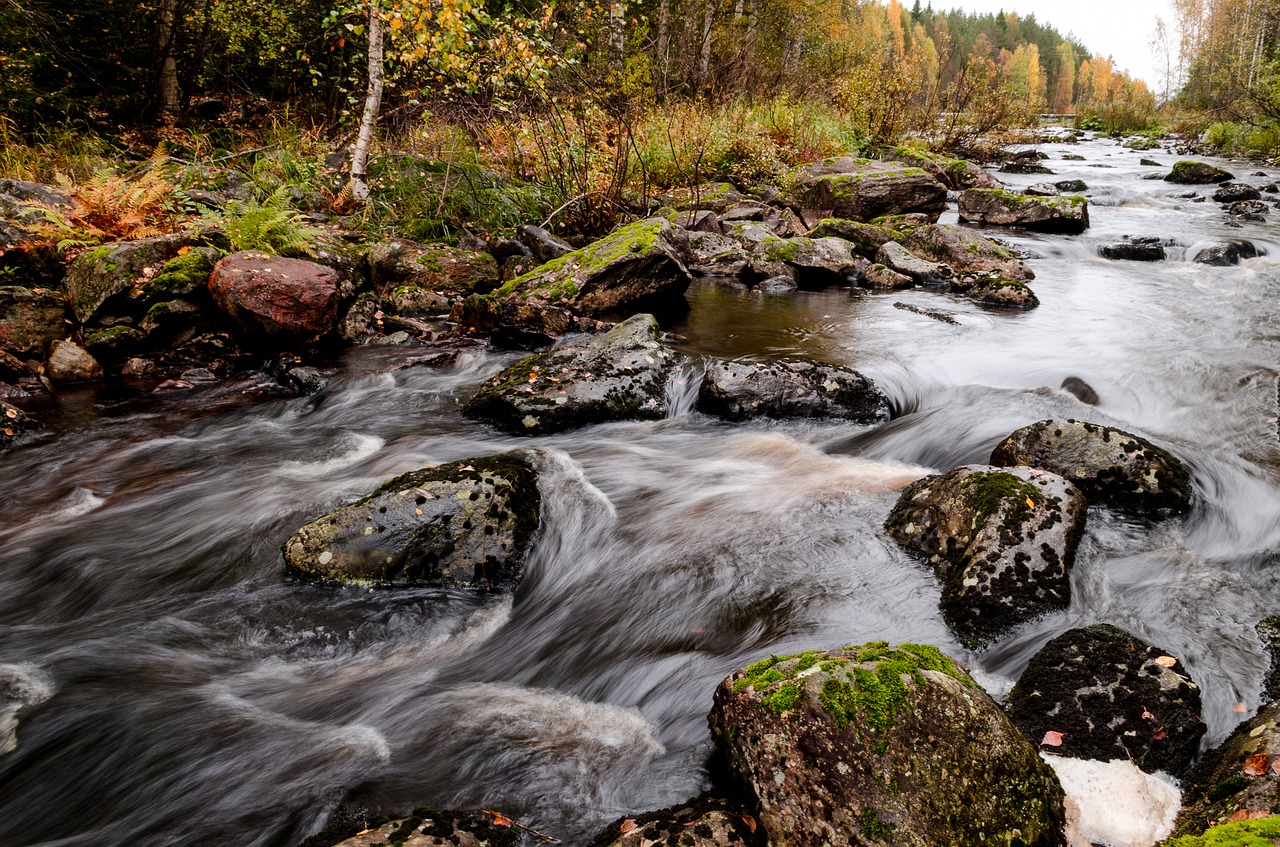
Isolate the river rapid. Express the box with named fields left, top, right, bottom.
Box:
left=2, top=136, right=1280, bottom=846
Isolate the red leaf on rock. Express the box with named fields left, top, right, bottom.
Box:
left=1152, top=727, right=1167, bottom=741
left=1041, top=731, right=1065, bottom=747
left=619, top=819, right=637, bottom=834
left=1141, top=707, right=1155, bottom=721
left=1244, top=753, right=1271, bottom=776
left=1235, top=702, right=1251, bottom=713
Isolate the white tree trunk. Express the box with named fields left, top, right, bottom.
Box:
left=698, top=0, right=715, bottom=95
left=349, top=5, right=385, bottom=204
left=609, top=0, right=626, bottom=73
left=156, top=0, right=181, bottom=118
left=656, top=0, right=670, bottom=89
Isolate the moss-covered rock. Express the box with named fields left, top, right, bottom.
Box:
left=0, top=399, right=40, bottom=452
left=63, top=234, right=197, bottom=325
left=1175, top=699, right=1280, bottom=837
left=0, top=286, right=68, bottom=355
left=302, top=807, right=521, bottom=847
left=462, top=313, right=688, bottom=434
left=674, top=231, right=750, bottom=277
left=1258, top=616, right=1280, bottom=705
left=903, top=223, right=1034, bottom=280
left=709, top=643, right=1067, bottom=847
left=990, top=418, right=1192, bottom=517
left=697, top=358, right=890, bottom=423
left=494, top=218, right=691, bottom=317
left=885, top=465, right=1086, bottom=646
left=131, top=248, right=218, bottom=305
left=284, top=452, right=540, bottom=589
left=957, top=189, right=1089, bottom=234
left=967, top=277, right=1040, bottom=310
left=861, top=263, right=913, bottom=289
left=370, top=239, right=498, bottom=301
left=791, top=161, right=948, bottom=228
left=1165, top=161, right=1236, bottom=185
left=892, top=147, right=1001, bottom=191
left=591, top=796, right=763, bottom=847
left=874, top=241, right=953, bottom=285
left=747, top=235, right=864, bottom=286
left=1165, top=816, right=1280, bottom=847
left=83, top=324, right=145, bottom=356
left=1010, top=624, right=1205, bottom=775
left=999, top=161, right=1055, bottom=175
left=805, top=218, right=900, bottom=258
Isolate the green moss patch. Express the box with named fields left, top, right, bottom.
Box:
left=1165, top=816, right=1280, bottom=846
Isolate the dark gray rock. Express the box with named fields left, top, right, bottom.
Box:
left=999, top=162, right=1055, bottom=175
left=1193, top=241, right=1259, bottom=266
left=1054, top=179, right=1088, bottom=192
left=1061, top=377, right=1099, bottom=405
left=958, top=189, right=1089, bottom=234
left=1025, top=183, right=1060, bottom=196
left=516, top=224, right=574, bottom=263
left=886, top=464, right=1086, bottom=646
left=674, top=231, right=750, bottom=277
left=1228, top=200, right=1269, bottom=219
left=1100, top=237, right=1167, bottom=262
left=1140, top=158, right=1161, bottom=167
left=1009, top=624, right=1205, bottom=774
left=967, top=277, right=1040, bottom=310
left=0, top=399, right=40, bottom=453
left=991, top=418, right=1192, bottom=517
left=861, top=263, right=913, bottom=289
left=1173, top=699, right=1280, bottom=837
left=1214, top=183, right=1262, bottom=203
left=755, top=275, right=797, bottom=294
left=1165, top=161, right=1235, bottom=184
left=697, top=358, right=889, bottom=423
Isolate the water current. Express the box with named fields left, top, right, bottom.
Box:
left=3, top=136, right=1280, bottom=846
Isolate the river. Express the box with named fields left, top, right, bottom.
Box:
left=2, top=136, right=1279, bottom=846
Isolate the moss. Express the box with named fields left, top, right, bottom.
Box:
left=763, top=683, right=803, bottom=714
left=495, top=218, right=666, bottom=301
left=963, top=470, right=1042, bottom=525
left=141, top=250, right=214, bottom=299
left=1164, top=816, right=1280, bottom=846
left=859, top=808, right=895, bottom=840
left=1206, top=775, right=1252, bottom=804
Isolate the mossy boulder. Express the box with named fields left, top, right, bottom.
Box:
left=968, top=277, right=1040, bottom=310
left=747, top=236, right=864, bottom=286
left=0, top=286, right=68, bottom=355
left=805, top=218, right=899, bottom=258
left=861, top=263, right=913, bottom=289
left=958, top=189, right=1089, bottom=234
left=709, top=643, right=1067, bottom=847
left=1165, top=816, right=1280, bottom=847
left=1176, top=697, right=1280, bottom=838
left=130, top=248, right=218, bottom=305
left=675, top=231, right=750, bottom=277
left=1165, top=161, right=1235, bottom=185
left=462, top=313, right=688, bottom=434
left=591, top=796, right=762, bottom=847
left=1009, top=624, right=1205, bottom=775
left=1, top=399, right=40, bottom=452
left=874, top=241, right=953, bottom=285
left=903, top=223, right=1034, bottom=280
left=370, top=239, right=499, bottom=300
left=697, top=358, right=890, bottom=423
left=63, top=234, right=198, bottom=325
left=892, top=147, right=1001, bottom=190
left=303, top=807, right=521, bottom=847
left=990, top=418, right=1192, bottom=517
left=885, top=465, right=1086, bottom=646
left=516, top=224, right=575, bottom=263
left=999, top=161, right=1055, bottom=175
left=791, top=161, right=948, bottom=227
left=494, top=218, right=691, bottom=317
left=283, top=452, right=540, bottom=589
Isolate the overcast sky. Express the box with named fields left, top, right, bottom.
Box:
left=932, top=0, right=1179, bottom=91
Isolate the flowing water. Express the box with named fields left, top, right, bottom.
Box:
left=3, top=137, right=1280, bottom=846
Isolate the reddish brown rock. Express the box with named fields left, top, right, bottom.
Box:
left=46, top=340, right=103, bottom=383
left=208, top=251, right=339, bottom=342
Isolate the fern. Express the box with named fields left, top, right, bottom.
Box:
left=206, top=187, right=321, bottom=256
left=20, top=156, right=180, bottom=248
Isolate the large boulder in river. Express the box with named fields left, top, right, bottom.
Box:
left=1173, top=699, right=1280, bottom=837
left=63, top=234, right=197, bottom=325
left=697, top=358, right=889, bottom=423
left=283, top=453, right=540, bottom=589
left=958, top=189, right=1089, bottom=234
left=885, top=465, right=1086, bottom=646
left=1165, top=161, right=1235, bottom=184
left=0, top=286, right=67, bottom=355
left=967, top=277, right=1040, bottom=310
left=1213, top=183, right=1261, bottom=203
left=463, top=314, right=687, bottom=435
left=208, top=251, right=340, bottom=343
left=892, top=147, right=1001, bottom=190
left=790, top=159, right=948, bottom=227
left=1194, top=241, right=1259, bottom=266
left=990, top=419, right=1192, bottom=517
left=903, top=223, right=1034, bottom=280
left=709, top=643, right=1067, bottom=847
left=746, top=236, right=864, bottom=285
left=494, top=218, right=691, bottom=317
left=1009, top=624, right=1205, bottom=775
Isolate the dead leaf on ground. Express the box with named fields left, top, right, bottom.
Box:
left=1154, top=656, right=1178, bottom=668
left=618, top=819, right=637, bottom=834
left=1152, top=726, right=1167, bottom=741
left=1041, top=731, right=1065, bottom=747
left=1244, top=752, right=1271, bottom=776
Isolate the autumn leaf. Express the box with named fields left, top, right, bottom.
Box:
left=618, top=819, right=637, bottom=834
left=1141, top=707, right=1155, bottom=721
left=1025, top=496, right=1035, bottom=509
left=1041, top=731, right=1065, bottom=747
left=736, top=814, right=757, bottom=834
left=1244, top=752, right=1270, bottom=776
left=4, top=407, right=16, bottom=418
left=1152, top=726, right=1167, bottom=741
left=1153, top=656, right=1178, bottom=668
left=488, top=812, right=513, bottom=827
left=1235, top=701, right=1251, bottom=713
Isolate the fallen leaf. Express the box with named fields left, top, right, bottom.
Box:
left=4, top=407, right=16, bottom=418
left=1025, top=496, right=1035, bottom=509
left=1041, top=731, right=1065, bottom=747
left=414, top=507, right=423, bottom=516
left=1230, top=809, right=1251, bottom=822
left=619, top=819, right=637, bottom=834
left=1236, top=702, right=1251, bottom=713
left=1141, top=707, right=1155, bottom=721
left=1152, top=726, right=1167, bottom=741
left=737, top=815, right=757, bottom=834
left=1244, top=752, right=1270, bottom=776
left=1271, top=757, right=1280, bottom=775
left=1153, top=656, right=1178, bottom=668
left=489, top=813, right=513, bottom=827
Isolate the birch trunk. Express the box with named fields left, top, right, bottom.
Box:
left=155, top=0, right=180, bottom=118
left=609, top=0, right=626, bottom=73
left=349, top=5, right=385, bottom=204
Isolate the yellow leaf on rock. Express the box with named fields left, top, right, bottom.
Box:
left=1154, top=656, right=1177, bottom=668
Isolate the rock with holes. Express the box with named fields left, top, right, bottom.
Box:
left=708, top=643, right=1067, bottom=847
left=283, top=453, right=540, bottom=588
left=1008, top=624, right=1205, bottom=775
left=1173, top=699, right=1280, bottom=838
left=593, top=796, right=761, bottom=847
left=697, top=358, right=889, bottom=423
left=990, top=419, right=1192, bottom=517
left=885, top=465, right=1086, bottom=646
left=958, top=189, right=1089, bottom=234
left=462, top=313, right=688, bottom=435
left=302, top=807, right=521, bottom=847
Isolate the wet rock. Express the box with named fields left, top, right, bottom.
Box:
left=1009, top=624, right=1205, bottom=774
left=1000, top=161, right=1055, bottom=175
left=0, top=286, right=68, bottom=355
left=0, top=399, right=40, bottom=451
left=284, top=453, right=540, bottom=589
left=967, top=277, right=1040, bottom=310
left=697, top=358, right=889, bottom=423
left=958, top=189, right=1090, bottom=234
left=1259, top=615, right=1280, bottom=705
left=1140, top=158, right=1162, bottom=167
left=1026, top=183, right=1060, bottom=196
left=875, top=241, right=953, bottom=284
left=593, top=797, right=760, bottom=847
left=709, top=643, right=1067, bottom=847
left=1193, top=241, right=1259, bottom=266
left=1062, top=154, right=1086, bottom=161
left=45, top=340, right=103, bottom=383
left=1165, top=161, right=1235, bottom=184
left=305, top=808, right=521, bottom=847
left=463, top=314, right=687, bottom=434
left=208, top=251, right=340, bottom=343
left=893, top=301, right=959, bottom=324
left=449, top=294, right=586, bottom=349
left=790, top=159, right=948, bottom=226
left=861, top=263, right=913, bottom=289
left=805, top=218, right=899, bottom=258
left=891, top=147, right=1000, bottom=190
left=1174, top=700, right=1280, bottom=838
left=755, top=275, right=797, bottom=294
left=63, top=234, right=197, bottom=325
left=1228, top=200, right=1269, bottom=220
left=1214, top=183, right=1262, bottom=203
left=746, top=236, right=864, bottom=286
left=370, top=239, right=499, bottom=300
left=0, top=663, right=53, bottom=756
left=1055, top=179, right=1088, bottom=192
left=1124, top=137, right=1161, bottom=151
left=121, top=358, right=156, bottom=378
left=674, top=231, right=750, bottom=277
left=990, top=418, right=1193, bottom=517
left=1060, top=377, right=1099, bottom=405
left=496, top=218, right=691, bottom=317
left=886, top=465, right=1086, bottom=646
left=1100, top=237, right=1167, bottom=261
left=903, top=223, right=1035, bottom=280
left=516, top=224, right=575, bottom=264
left=485, top=237, right=530, bottom=269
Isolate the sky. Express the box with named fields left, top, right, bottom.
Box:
left=933, top=0, right=1179, bottom=93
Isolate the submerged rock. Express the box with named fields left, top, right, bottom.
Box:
left=874, top=241, right=953, bottom=285
left=1100, top=237, right=1166, bottom=262
left=1009, top=624, right=1205, bottom=775
left=1193, top=241, right=1259, bottom=266
left=283, top=453, right=540, bottom=589
left=208, top=251, right=340, bottom=343
left=990, top=418, right=1192, bottom=517
left=790, top=159, right=948, bottom=226
left=967, top=277, right=1040, bottom=310
left=709, top=643, right=1067, bottom=847
left=885, top=464, right=1086, bottom=646
left=958, top=189, right=1089, bottom=234
left=463, top=314, right=687, bottom=435
left=1165, top=161, right=1235, bottom=184
left=697, top=358, right=889, bottom=423
left=1174, top=700, right=1280, bottom=838
left=903, top=223, right=1034, bottom=280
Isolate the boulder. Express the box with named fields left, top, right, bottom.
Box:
left=999, top=162, right=1055, bottom=175
left=679, top=182, right=748, bottom=212
left=370, top=239, right=499, bottom=299
left=967, top=277, right=1040, bottom=310
left=1054, top=180, right=1088, bottom=192
left=990, top=418, right=1192, bottom=517
left=1008, top=624, right=1205, bottom=774
left=861, top=263, right=913, bottom=289
left=302, top=808, right=520, bottom=847
left=958, top=189, right=1089, bottom=234
left=805, top=218, right=898, bottom=258
left=891, top=147, right=1001, bottom=190
left=1140, top=158, right=1161, bottom=167
left=885, top=465, right=1086, bottom=646
left=709, top=643, right=1067, bottom=847
left=208, top=251, right=340, bottom=343
left=494, top=218, right=691, bottom=317
left=1025, top=183, right=1059, bottom=196
left=1194, top=241, right=1259, bottom=266
left=747, top=236, right=864, bottom=286
left=130, top=247, right=219, bottom=305
left=0, top=178, right=71, bottom=209
left=0, top=286, right=68, bottom=354
left=1214, top=183, right=1262, bottom=203
left=676, top=231, right=750, bottom=277
left=1100, top=238, right=1166, bottom=261
left=756, top=275, right=798, bottom=294
left=593, top=798, right=760, bottom=847
left=1174, top=699, right=1280, bottom=838
left=903, top=224, right=1035, bottom=280
left=719, top=202, right=767, bottom=223
left=874, top=241, right=953, bottom=285
left=697, top=358, right=889, bottom=423
left=1165, top=161, right=1235, bottom=184
left=1228, top=200, right=1269, bottom=219
left=462, top=314, right=687, bottom=434
left=0, top=399, right=39, bottom=452
left=516, top=224, right=574, bottom=263
left=45, top=340, right=103, bottom=383
left=63, top=234, right=196, bottom=325
left=790, top=160, right=948, bottom=227
left=674, top=209, right=722, bottom=233
left=284, top=453, right=540, bottom=588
